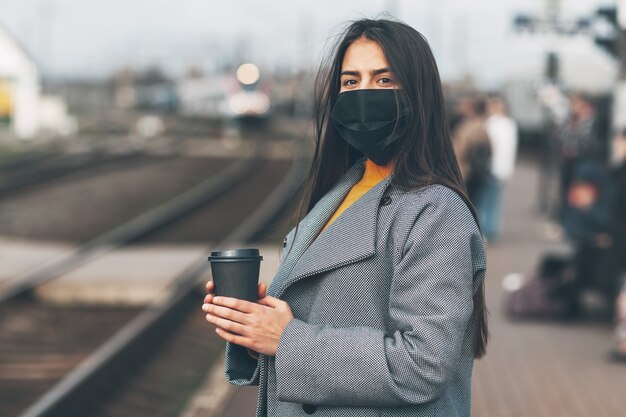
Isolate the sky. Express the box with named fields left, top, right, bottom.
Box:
left=0, top=0, right=614, bottom=87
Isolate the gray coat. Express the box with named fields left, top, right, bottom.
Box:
left=224, top=156, right=487, bottom=417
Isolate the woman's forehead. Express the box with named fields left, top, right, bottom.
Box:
left=341, top=38, right=389, bottom=73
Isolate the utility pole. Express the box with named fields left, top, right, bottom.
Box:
left=543, top=0, right=562, bottom=83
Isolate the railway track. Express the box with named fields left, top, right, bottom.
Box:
left=0, top=156, right=237, bottom=243
left=0, top=132, right=307, bottom=417
left=0, top=114, right=235, bottom=199
left=0, top=301, right=142, bottom=417
left=0, top=149, right=61, bottom=175
left=0, top=152, right=167, bottom=197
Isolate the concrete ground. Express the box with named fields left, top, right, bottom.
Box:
left=203, top=158, right=625, bottom=417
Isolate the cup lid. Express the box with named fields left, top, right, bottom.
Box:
left=208, top=248, right=263, bottom=261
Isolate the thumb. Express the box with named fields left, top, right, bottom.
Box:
left=257, top=282, right=267, bottom=299
left=257, top=295, right=281, bottom=308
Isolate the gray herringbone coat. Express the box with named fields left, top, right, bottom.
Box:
left=224, top=156, right=487, bottom=417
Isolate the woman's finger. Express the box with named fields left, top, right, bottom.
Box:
left=257, top=295, right=281, bottom=308
left=206, top=314, right=248, bottom=335
left=212, top=296, right=259, bottom=313
left=203, top=293, right=214, bottom=304
left=204, top=303, right=251, bottom=324
left=214, top=327, right=251, bottom=347
left=258, top=283, right=267, bottom=299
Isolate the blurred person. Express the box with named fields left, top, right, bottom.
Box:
left=476, top=94, right=519, bottom=241
left=560, top=159, right=614, bottom=318
left=202, top=18, right=488, bottom=417
left=449, top=96, right=476, bottom=133
left=537, top=84, right=570, bottom=127
left=552, top=129, right=626, bottom=319
left=553, top=94, right=619, bottom=317
left=451, top=96, right=492, bottom=207
left=556, top=93, right=601, bottom=221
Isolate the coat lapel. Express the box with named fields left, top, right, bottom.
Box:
left=269, top=157, right=394, bottom=298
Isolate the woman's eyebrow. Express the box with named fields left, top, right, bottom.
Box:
left=371, top=67, right=391, bottom=76
left=340, top=67, right=391, bottom=76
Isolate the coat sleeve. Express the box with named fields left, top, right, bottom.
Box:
left=224, top=340, right=261, bottom=386
left=222, top=225, right=297, bottom=386
left=273, top=187, right=486, bottom=407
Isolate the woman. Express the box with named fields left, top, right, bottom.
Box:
left=202, top=18, right=488, bottom=417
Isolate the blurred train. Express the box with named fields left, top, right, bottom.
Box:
left=176, top=63, right=273, bottom=122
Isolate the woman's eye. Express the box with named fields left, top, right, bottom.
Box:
left=378, top=77, right=394, bottom=85
left=342, top=79, right=357, bottom=87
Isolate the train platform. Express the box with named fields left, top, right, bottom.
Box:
left=187, top=158, right=625, bottom=417
left=35, top=244, right=209, bottom=305
left=0, top=238, right=281, bottom=306
left=470, top=160, right=625, bottom=417
left=0, top=237, right=74, bottom=287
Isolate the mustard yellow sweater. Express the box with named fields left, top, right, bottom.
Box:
left=321, top=159, right=393, bottom=232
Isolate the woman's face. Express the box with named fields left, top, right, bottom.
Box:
left=339, top=37, right=398, bottom=93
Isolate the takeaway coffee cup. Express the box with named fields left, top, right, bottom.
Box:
left=207, top=248, right=263, bottom=302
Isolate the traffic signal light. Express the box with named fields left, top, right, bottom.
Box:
left=594, top=6, right=620, bottom=58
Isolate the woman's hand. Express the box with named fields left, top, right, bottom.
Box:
left=203, top=281, right=294, bottom=356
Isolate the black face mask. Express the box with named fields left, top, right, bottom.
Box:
left=330, top=89, right=409, bottom=165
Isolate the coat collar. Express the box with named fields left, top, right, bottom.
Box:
left=268, top=157, right=394, bottom=298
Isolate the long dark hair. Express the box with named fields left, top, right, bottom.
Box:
left=289, top=17, right=488, bottom=359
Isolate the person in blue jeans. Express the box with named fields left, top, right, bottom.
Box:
left=480, top=95, right=519, bottom=241
left=474, top=172, right=502, bottom=241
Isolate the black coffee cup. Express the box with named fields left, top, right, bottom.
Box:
left=207, top=248, right=263, bottom=302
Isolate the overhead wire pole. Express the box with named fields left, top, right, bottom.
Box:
left=536, top=0, right=563, bottom=216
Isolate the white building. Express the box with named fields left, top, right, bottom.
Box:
left=0, top=22, right=40, bottom=139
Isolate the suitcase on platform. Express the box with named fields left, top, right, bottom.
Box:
left=503, top=253, right=574, bottom=319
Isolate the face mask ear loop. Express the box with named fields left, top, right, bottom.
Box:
left=385, top=89, right=403, bottom=147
